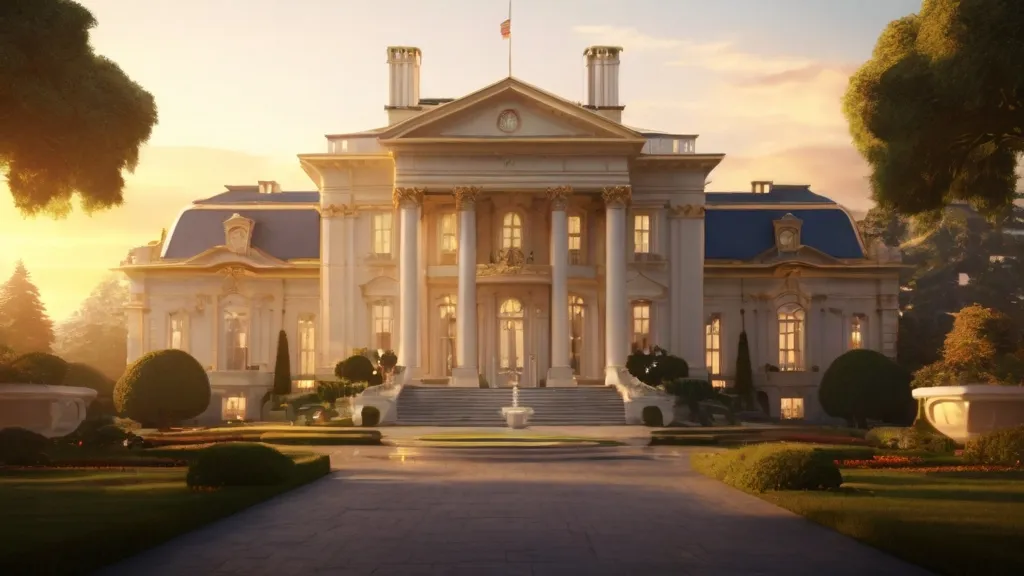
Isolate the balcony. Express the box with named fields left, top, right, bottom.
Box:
left=641, top=136, right=696, bottom=155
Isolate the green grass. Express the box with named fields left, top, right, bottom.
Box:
left=140, top=425, right=382, bottom=446
left=0, top=451, right=330, bottom=575
left=650, top=425, right=867, bottom=446
left=763, top=469, right=1024, bottom=576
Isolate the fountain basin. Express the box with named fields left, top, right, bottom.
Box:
left=912, top=385, right=1024, bottom=444
left=0, top=384, right=97, bottom=438
left=501, top=406, right=534, bottom=429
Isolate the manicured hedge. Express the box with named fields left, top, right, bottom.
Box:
left=964, top=425, right=1024, bottom=467
left=691, top=443, right=844, bottom=492
left=259, top=431, right=382, bottom=446
left=186, top=443, right=296, bottom=488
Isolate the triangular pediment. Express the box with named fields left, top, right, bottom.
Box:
left=626, top=272, right=666, bottom=300
left=750, top=245, right=843, bottom=266
left=183, top=246, right=291, bottom=268
left=379, top=77, right=644, bottom=142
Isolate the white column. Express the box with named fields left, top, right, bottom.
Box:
left=603, top=185, right=631, bottom=385
left=670, top=203, right=707, bottom=379
left=451, top=186, right=481, bottom=387
left=547, top=186, right=575, bottom=387
left=395, top=187, right=423, bottom=379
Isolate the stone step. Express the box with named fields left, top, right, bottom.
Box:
left=394, top=385, right=627, bottom=426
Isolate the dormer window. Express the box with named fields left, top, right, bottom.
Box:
left=223, top=213, right=255, bottom=255
left=773, top=213, right=802, bottom=253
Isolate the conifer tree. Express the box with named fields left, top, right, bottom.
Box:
left=0, top=261, right=54, bottom=354
left=273, top=330, right=292, bottom=397
left=734, top=331, right=755, bottom=411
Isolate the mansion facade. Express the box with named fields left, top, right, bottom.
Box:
left=118, top=46, right=902, bottom=423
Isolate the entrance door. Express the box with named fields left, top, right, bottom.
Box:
left=498, top=298, right=525, bottom=387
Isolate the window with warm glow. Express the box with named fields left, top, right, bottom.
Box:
left=499, top=298, right=525, bottom=370
left=372, top=213, right=393, bottom=256
left=222, top=395, right=247, bottom=421
left=372, top=302, right=393, bottom=350
left=850, top=315, right=864, bottom=350
left=222, top=309, right=249, bottom=370
left=169, top=312, right=188, bottom=351
left=634, top=214, right=651, bottom=254
left=501, top=212, right=522, bottom=249
left=705, top=315, right=722, bottom=379
left=439, top=295, right=457, bottom=376
left=570, top=295, right=585, bottom=375
left=298, top=314, right=316, bottom=379
left=632, top=301, right=651, bottom=350
left=780, top=397, right=805, bottom=420
left=568, top=215, right=582, bottom=264
left=778, top=304, right=804, bottom=371
left=440, top=213, right=457, bottom=254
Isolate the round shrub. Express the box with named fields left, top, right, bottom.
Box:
left=819, top=349, right=912, bottom=428
left=740, top=448, right=843, bottom=492
left=185, top=442, right=295, bottom=488
left=11, top=352, right=69, bottom=385
left=361, top=406, right=381, bottom=427
left=641, top=406, right=664, bottom=427
left=62, top=363, right=116, bottom=417
left=334, top=354, right=383, bottom=386
left=114, top=349, right=211, bottom=428
left=963, top=425, right=1024, bottom=467
left=0, top=427, right=50, bottom=465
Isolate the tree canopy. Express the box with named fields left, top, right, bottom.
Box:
left=844, top=0, right=1024, bottom=217
left=54, top=275, right=128, bottom=381
left=0, top=0, right=158, bottom=216
left=0, top=261, right=54, bottom=354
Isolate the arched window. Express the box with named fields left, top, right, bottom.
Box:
left=501, top=212, right=522, bottom=250
left=631, top=301, right=652, bottom=351
left=778, top=303, right=805, bottom=371
left=569, top=295, right=585, bottom=375
left=498, top=298, right=525, bottom=372
left=372, top=301, right=393, bottom=350
left=222, top=307, right=249, bottom=370
left=439, top=295, right=457, bottom=376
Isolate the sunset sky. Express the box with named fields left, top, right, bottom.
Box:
left=0, top=0, right=923, bottom=321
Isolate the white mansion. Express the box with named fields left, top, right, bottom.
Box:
left=119, top=46, right=902, bottom=423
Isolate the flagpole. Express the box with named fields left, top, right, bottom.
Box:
left=507, top=0, right=512, bottom=77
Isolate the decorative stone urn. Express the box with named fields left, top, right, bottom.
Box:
left=0, top=384, right=97, bottom=438
left=912, top=385, right=1024, bottom=444
left=500, top=385, right=533, bottom=429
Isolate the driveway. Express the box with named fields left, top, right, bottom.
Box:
left=98, top=445, right=932, bottom=576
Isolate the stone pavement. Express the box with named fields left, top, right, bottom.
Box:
left=98, top=445, right=933, bottom=576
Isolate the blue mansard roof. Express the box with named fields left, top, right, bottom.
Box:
left=160, top=185, right=864, bottom=262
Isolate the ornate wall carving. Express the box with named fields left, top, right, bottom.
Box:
left=320, top=204, right=357, bottom=218
left=546, top=185, right=573, bottom=211
left=452, top=186, right=482, bottom=211
left=668, top=204, right=705, bottom=219
left=393, top=187, right=425, bottom=208
left=601, top=185, right=631, bottom=207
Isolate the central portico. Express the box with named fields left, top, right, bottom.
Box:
left=298, top=46, right=718, bottom=389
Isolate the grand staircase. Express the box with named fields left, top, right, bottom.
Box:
left=394, top=385, right=627, bottom=426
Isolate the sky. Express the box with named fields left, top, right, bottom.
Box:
left=0, top=0, right=924, bottom=321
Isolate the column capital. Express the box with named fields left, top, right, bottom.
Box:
left=546, top=185, right=573, bottom=211
left=393, top=187, right=425, bottom=208
left=319, top=203, right=358, bottom=218
left=452, top=186, right=482, bottom=211
left=668, top=204, right=706, bottom=219
left=601, top=185, right=632, bottom=208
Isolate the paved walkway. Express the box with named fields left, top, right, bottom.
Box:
left=99, top=445, right=932, bottom=576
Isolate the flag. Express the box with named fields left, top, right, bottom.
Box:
left=500, top=18, right=511, bottom=39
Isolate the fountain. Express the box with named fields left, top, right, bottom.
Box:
left=499, top=321, right=533, bottom=429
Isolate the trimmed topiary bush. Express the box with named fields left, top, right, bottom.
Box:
left=963, top=425, right=1024, bottom=467
left=734, top=331, right=755, bottom=410
left=361, top=406, right=381, bottom=427
left=114, top=349, right=211, bottom=429
left=185, top=442, right=296, bottom=488
left=0, top=427, right=50, bottom=465
left=11, top=352, right=69, bottom=385
left=273, top=330, right=292, bottom=397
left=691, top=443, right=843, bottom=493
left=62, top=362, right=116, bottom=417
left=819, top=349, right=913, bottom=428
left=641, top=406, right=664, bottom=427
left=334, top=354, right=383, bottom=386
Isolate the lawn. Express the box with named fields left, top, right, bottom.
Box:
left=0, top=450, right=330, bottom=575
left=139, top=424, right=383, bottom=446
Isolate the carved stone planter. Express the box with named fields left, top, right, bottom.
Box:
left=0, top=384, right=97, bottom=438
left=912, top=385, right=1024, bottom=444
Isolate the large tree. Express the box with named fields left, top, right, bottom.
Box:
left=0, top=261, right=54, bottom=354
left=844, top=0, right=1024, bottom=217
left=0, top=0, right=158, bottom=216
left=54, top=275, right=128, bottom=381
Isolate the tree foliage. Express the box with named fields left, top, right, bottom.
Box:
left=114, top=349, right=211, bottom=428
left=54, top=275, right=128, bottom=381
left=820, top=349, right=914, bottom=428
left=625, top=347, right=689, bottom=387
left=0, top=0, right=158, bottom=216
left=334, top=355, right=382, bottom=386
left=0, top=261, right=54, bottom=355
left=844, top=0, right=1024, bottom=217
left=913, top=304, right=1024, bottom=386
left=272, top=330, right=292, bottom=396
left=11, top=352, right=68, bottom=385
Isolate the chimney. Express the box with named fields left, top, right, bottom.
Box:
left=751, top=181, right=773, bottom=194
left=583, top=46, right=624, bottom=123
left=258, top=180, right=281, bottom=194
left=386, top=46, right=421, bottom=124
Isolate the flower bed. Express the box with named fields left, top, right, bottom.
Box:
left=836, top=455, right=924, bottom=469
left=776, top=434, right=870, bottom=446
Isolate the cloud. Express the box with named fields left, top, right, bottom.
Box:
left=0, top=146, right=310, bottom=320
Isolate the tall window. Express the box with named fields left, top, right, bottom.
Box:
left=439, top=295, right=457, bottom=376
left=634, top=214, right=651, bottom=254
left=372, top=213, right=393, bottom=256
left=298, top=314, right=316, bottom=386
left=440, top=213, right=457, bottom=256
left=705, top=315, right=723, bottom=388
left=568, top=215, right=583, bottom=265
left=222, top=395, right=247, bottom=421
left=632, top=301, right=652, bottom=351
left=223, top=309, right=249, bottom=370
left=498, top=298, right=525, bottom=372
left=372, top=302, right=393, bottom=350
left=569, top=295, right=585, bottom=375
left=501, top=212, right=522, bottom=249
left=850, top=315, right=864, bottom=350
left=778, top=304, right=805, bottom=371
left=169, top=312, right=188, bottom=351
left=780, top=397, right=805, bottom=420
